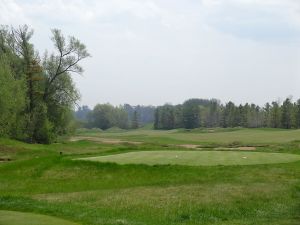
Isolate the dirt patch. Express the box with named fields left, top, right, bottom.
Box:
left=69, top=136, right=142, bottom=145
left=177, top=144, right=202, bottom=149
left=215, top=147, right=256, bottom=151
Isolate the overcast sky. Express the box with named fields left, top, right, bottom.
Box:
left=1, top=0, right=300, bottom=107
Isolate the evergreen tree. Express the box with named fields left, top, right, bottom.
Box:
left=131, top=110, right=139, bottom=129
left=263, top=103, right=271, bottom=127
left=182, top=99, right=200, bottom=129
left=270, top=101, right=281, bottom=128
left=281, top=98, right=294, bottom=129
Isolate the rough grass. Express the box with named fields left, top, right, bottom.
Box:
left=78, top=150, right=300, bottom=166
left=0, top=128, right=300, bottom=225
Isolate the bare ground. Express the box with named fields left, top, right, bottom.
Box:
left=215, top=147, right=256, bottom=151
left=70, top=136, right=256, bottom=150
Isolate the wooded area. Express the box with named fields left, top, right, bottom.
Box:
left=154, top=98, right=300, bottom=130
left=75, top=104, right=155, bottom=129
left=74, top=98, right=300, bottom=131
left=0, top=25, right=89, bottom=143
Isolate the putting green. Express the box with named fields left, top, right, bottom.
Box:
left=0, top=210, right=80, bottom=225
left=79, top=151, right=300, bottom=166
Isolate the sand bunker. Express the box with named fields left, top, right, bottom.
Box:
left=177, top=144, right=202, bottom=149
left=214, top=147, right=256, bottom=151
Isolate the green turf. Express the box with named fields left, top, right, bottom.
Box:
left=0, top=210, right=80, bottom=225
left=1, top=128, right=300, bottom=225
left=78, top=150, right=300, bottom=166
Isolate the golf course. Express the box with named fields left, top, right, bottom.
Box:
left=1, top=12, right=300, bottom=224
left=1, top=128, right=300, bottom=225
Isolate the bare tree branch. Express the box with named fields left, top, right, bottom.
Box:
left=43, top=29, right=90, bottom=101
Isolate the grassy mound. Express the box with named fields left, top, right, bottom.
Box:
left=0, top=210, right=80, bottom=225
left=79, top=150, right=300, bottom=166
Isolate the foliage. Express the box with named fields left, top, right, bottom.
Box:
left=124, top=104, right=155, bottom=125
left=74, top=105, right=91, bottom=122
left=0, top=25, right=89, bottom=143
left=131, top=110, right=139, bottom=129
left=154, top=98, right=300, bottom=130
left=154, top=104, right=176, bottom=129
left=75, top=104, right=156, bottom=130
left=0, top=55, right=26, bottom=138
left=87, top=104, right=129, bottom=130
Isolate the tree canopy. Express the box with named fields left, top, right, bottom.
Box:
left=154, top=98, right=300, bottom=130
left=0, top=25, right=89, bottom=143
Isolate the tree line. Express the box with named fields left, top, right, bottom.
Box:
left=0, top=25, right=89, bottom=143
left=154, top=98, right=300, bottom=130
left=75, top=98, right=300, bottom=131
left=75, top=104, right=155, bottom=130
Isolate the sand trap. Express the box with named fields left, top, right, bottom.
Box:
left=177, top=144, right=202, bottom=149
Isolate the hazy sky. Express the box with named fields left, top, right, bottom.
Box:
left=1, top=0, right=300, bottom=107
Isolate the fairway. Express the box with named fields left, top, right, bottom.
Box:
left=78, top=151, right=300, bottom=166
left=0, top=210, right=80, bottom=225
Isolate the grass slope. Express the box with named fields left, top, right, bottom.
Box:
left=79, top=150, right=300, bottom=166
left=0, top=210, right=80, bottom=225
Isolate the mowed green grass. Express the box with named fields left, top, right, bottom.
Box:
left=79, top=151, right=300, bottom=166
left=0, top=128, right=300, bottom=225
left=0, top=210, right=79, bottom=225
